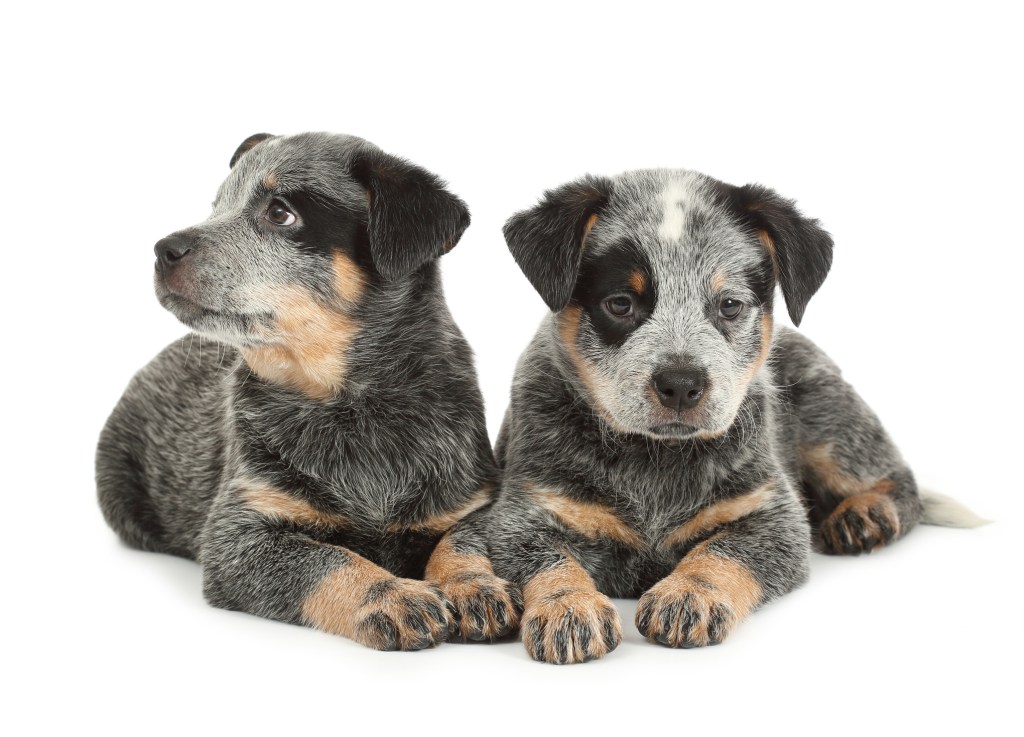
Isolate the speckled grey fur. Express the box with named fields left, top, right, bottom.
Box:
left=96, top=133, right=518, bottom=650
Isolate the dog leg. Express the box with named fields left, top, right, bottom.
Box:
left=775, top=329, right=923, bottom=554
left=518, top=553, right=622, bottom=664
left=425, top=509, right=522, bottom=642
left=638, top=483, right=809, bottom=648
left=201, top=487, right=451, bottom=651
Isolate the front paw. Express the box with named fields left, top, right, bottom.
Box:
left=522, top=589, right=621, bottom=664
left=820, top=492, right=900, bottom=555
left=636, top=577, right=738, bottom=648
left=354, top=578, right=451, bottom=651
left=440, top=572, right=523, bottom=641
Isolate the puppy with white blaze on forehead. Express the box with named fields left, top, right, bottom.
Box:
left=97, top=132, right=520, bottom=651
left=481, top=169, right=982, bottom=664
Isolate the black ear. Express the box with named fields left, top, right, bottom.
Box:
left=229, top=133, right=275, bottom=168
left=502, top=176, right=612, bottom=311
left=350, top=148, right=470, bottom=279
left=731, top=184, right=833, bottom=326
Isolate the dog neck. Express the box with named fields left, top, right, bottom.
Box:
left=239, top=262, right=454, bottom=402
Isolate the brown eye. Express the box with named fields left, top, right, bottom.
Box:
left=719, top=298, right=744, bottom=319
left=265, top=199, right=297, bottom=227
left=605, top=295, right=635, bottom=318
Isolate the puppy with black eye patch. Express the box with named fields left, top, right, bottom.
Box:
left=481, top=169, right=982, bottom=664
left=96, top=132, right=520, bottom=650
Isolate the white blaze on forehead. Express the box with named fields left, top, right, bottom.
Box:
left=657, top=181, right=688, bottom=241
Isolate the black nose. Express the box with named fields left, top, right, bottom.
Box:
left=652, top=368, right=708, bottom=411
left=154, top=235, right=194, bottom=269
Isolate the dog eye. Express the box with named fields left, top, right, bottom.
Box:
left=719, top=298, right=744, bottom=319
left=604, top=295, right=635, bottom=318
left=264, top=199, right=297, bottom=227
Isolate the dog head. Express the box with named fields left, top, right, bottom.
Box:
left=504, top=169, right=832, bottom=440
left=152, top=132, right=470, bottom=397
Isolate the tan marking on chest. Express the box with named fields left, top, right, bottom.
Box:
left=531, top=486, right=645, bottom=548
left=660, top=481, right=774, bottom=550
left=386, top=485, right=494, bottom=534
left=800, top=444, right=897, bottom=497
left=241, top=485, right=350, bottom=529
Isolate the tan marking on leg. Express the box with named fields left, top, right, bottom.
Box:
left=522, top=556, right=621, bottom=662
left=523, top=558, right=599, bottom=608
left=660, top=481, right=774, bottom=550
left=638, top=536, right=762, bottom=647
left=263, top=173, right=278, bottom=189
left=674, top=540, right=763, bottom=618
left=425, top=534, right=495, bottom=583
left=301, top=554, right=392, bottom=638
left=711, top=271, right=727, bottom=293
left=531, top=486, right=645, bottom=548
left=426, top=533, right=520, bottom=640
left=823, top=491, right=901, bottom=553
left=387, top=486, right=494, bottom=534
left=241, top=485, right=350, bottom=529
left=302, top=553, right=450, bottom=648
left=333, top=252, right=366, bottom=303
left=800, top=444, right=897, bottom=498
left=557, top=306, right=628, bottom=432
left=629, top=270, right=646, bottom=294
left=240, top=286, right=360, bottom=400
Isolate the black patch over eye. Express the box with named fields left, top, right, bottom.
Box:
left=720, top=298, right=744, bottom=319
left=604, top=294, right=635, bottom=318
left=264, top=198, right=297, bottom=227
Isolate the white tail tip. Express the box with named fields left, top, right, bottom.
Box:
left=920, top=490, right=991, bottom=528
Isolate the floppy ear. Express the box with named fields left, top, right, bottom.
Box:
left=731, top=184, right=833, bottom=326
left=503, top=176, right=612, bottom=311
left=350, top=148, right=470, bottom=279
left=229, top=133, right=275, bottom=168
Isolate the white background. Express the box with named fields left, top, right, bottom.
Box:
left=3, top=1, right=1021, bottom=735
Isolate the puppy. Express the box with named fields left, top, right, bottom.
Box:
left=486, top=169, right=979, bottom=664
left=96, top=132, right=519, bottom=650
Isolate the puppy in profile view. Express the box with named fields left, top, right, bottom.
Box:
left=485, top=169, right=983, bottom=664
left=97, top=132, right=520, bottom=650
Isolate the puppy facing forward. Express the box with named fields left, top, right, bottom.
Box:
left=96, top=132, right=519, bottom=650
left=487, top=170, right=978, bottom=664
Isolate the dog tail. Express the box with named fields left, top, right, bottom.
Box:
left=919, top=489, right=990, bottom=528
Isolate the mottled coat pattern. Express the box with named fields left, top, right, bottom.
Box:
left=484, top=169, right=931, bottom=664
left=96, top=132, right=519, bottom=650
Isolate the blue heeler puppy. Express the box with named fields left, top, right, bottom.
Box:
left=96, top=132, right=521, bottom=650
left=483, top=169, right=981, bottom=664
